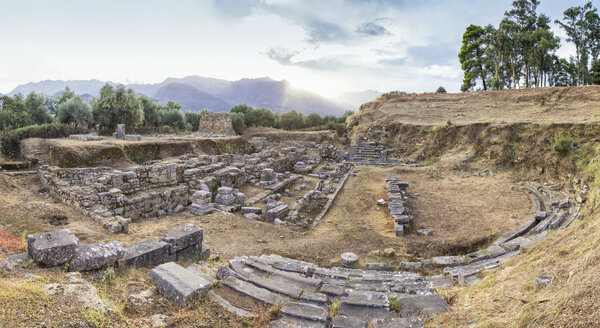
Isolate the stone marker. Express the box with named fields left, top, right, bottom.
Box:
left=341, top=252, right=359, bottom=268
left=117, top=124, right=125, bottom=139
left=151, top=262, right=211, bottom=306
left=28, top=229, right=79, bottom=266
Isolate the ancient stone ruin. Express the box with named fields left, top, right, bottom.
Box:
left=197, top=113, right=237, bottom=136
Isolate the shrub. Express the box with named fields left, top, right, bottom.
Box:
left=230, top=112, right=247, bottom=134
left=553, top=131, right=573, bottom=156
left=1, top=123, right=87, bottom=157
left=56, top=97, right=93, bottom=128
left=436, top=86, right=447, bottom=93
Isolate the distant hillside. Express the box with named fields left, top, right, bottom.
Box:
left=6, top=76, right=352, bottom=115
left=153, top=83, right=231, bottom=112
left=334, top=90, right=381, bottom=108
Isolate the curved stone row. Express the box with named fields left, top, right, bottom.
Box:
left=213, top=254, right=451, bottom=327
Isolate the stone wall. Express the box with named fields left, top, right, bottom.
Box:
left=197, top=113, right=236, bottom=136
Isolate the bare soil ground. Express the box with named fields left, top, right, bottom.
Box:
left=0, top=163, right=530, bottom=267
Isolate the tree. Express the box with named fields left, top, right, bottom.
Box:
left=0, top=95, right=29, bottom=130
left=556, top=2, right=595, bottom=85
left=245, top=107, right=276, bottom=127
left=230, top=104, right=253, bottom=115
left=590, top=59, right=600, bottom=84
left=139, top=96, right=162, bottom=128
left=459, top=25, right=488, bottom=91
left=184, top=110, right=211, bottom=131
left=24, top=92, right=53, bottom=125
left=58, top=87, right=76, bottom=105
left=304, top=113, right=322, bottom=128
left=92, top=84, right=143, bottom=134
left=160, top=101, right=185, bottom=130
left=436, top=86, right=447, bottom=93
left=56, top=97, right=93, bottom=128
left=230, top=112, right=246, bottom=134
left=279, top=110, right=304, bottom=130
left=338, top=110, right=354, bottom=124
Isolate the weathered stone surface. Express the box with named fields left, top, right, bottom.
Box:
left=320, top=283, right=347, bottom=297
left=332, top=315, right=367, bottom=328
left=44, top=272, right=109, bottom=312
left=243, top=213, right=259, bottom=220
left=464, top=251, right=489, bottom=264
left=341, top=291, right=389, bottom=308
left=1, top=253, right=30, bottom=271
left=68, top=241, right=124, bottom=272
left=197, top=113, right=236, bottom=136
left=341, top=252, right=359, bottom=267
left=222, top=276, right=285, bottom=305
left=190, top=203, right=215, bottom=215
left=241, top=207, right=262, bottom=215
left=484, top=245, right=507, bottom=258
left=493, top=218, right=537, bottom=246
left=266, top=204, right=290, bottom=222
left=399, top=262, right=422, bottom=271
left=28, top=229, right=79, bottom=266
left=118, top=238, right=172, bottom=268
left=162, top=224, right=203, bottom=254
left=371, top=317, right=424, bottom=328
left=246, top=274, right=303, bottom=298
left=151, top=262, right=211, bottom=306
left=271, top=316, right=327, bottom=328
left=534, top=272, right=553, bottom=291
left=281, top=302, right=330, bottom=323
left=399, top=294, right=450, bottom=318
left=431, top=256, right=465, bottom=268
left=365, top=262, right=393, bottom=271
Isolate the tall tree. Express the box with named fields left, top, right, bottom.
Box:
left=556, top=2, right=594, bottom=85
left=92, top=84, right=143, bottom=134
left=459, top=24, right=488, bottom=91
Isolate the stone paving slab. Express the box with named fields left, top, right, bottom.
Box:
left=281, top=302, right=330, bottom=323
left=341, top=291, right=389, bottom=308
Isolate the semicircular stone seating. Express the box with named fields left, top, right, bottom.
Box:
left=215, top=254, right=450, bottom=328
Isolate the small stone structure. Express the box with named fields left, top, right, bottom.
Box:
left=112, top=124, right=141, bottom=141
left=386, top=176, right=413, bottom=236
left=197, top=113, right=236, bottom=136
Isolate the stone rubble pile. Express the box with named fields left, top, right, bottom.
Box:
left=386, top=177, right=414, bottom=237
left=68, top=132, right=107, bottom=141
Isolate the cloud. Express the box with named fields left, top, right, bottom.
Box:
left=378, top=56, right=407, bottom=65
left=356, top=19, right=391, bottom=36
left=263, top=46, right=351, bottom=71
left=303, top=18, right=351, bottom=44
left=405, top=42, right=459, bottom=66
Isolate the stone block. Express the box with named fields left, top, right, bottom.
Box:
left=28, top=230, right=79, bottom=266
left=266, top=204, right=290, bottom=222
left=151, top=262, right=211, bottom=306
left=68, top=241, right=125, bottom=272
left=399, top=294, right=450, bottom=318
left=163, top=224, right=203, bottom=254
left=241, top=207, right=262, bottom=215
left=280, top=302, right=330, bottom=323
left=118, top=238, right=172, bottom=268
left=190, top=203, right=215, bottom=215
left=432, top=256, right=465, bottom=268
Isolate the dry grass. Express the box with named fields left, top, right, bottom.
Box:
left=433, top=212, right=600, bottom=327
left=350, top=86, right=600, bottom=135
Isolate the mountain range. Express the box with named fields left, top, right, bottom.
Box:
left=5, top=76, right=381, bottom=115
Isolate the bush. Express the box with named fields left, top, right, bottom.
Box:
left=184, top=110, right=211, bottom=131
left=57, top=97, right=93, bottom=128
left=230, top=112, right=247, bottom=134
left=553, top=131, right=573, bottom=156
left=279, top=110, right=304, bottom=130
left=436, top=86, right=447, bottom=93
left=1, top=123, right=87, bottom=157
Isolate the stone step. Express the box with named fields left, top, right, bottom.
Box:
left=270, top=315, right=328, bottom=328
left=118, top=238, right=173, bottom=268
left=208, top=290, right=252, bottom=318
left=398, top=294, right=450, bottom=318
left=341, top=291, right=389, bottom=308
left=280, top=302, right=330, bottom=323
left=150, top=262, right=211, bottom=306
left=222, top=276, right=288, bottom=305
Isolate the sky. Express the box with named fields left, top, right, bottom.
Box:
left=0, top=0, right=593, bottom=98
